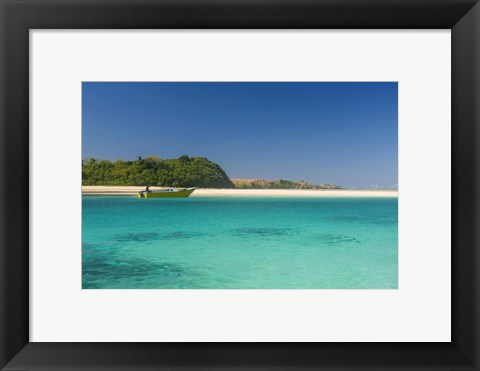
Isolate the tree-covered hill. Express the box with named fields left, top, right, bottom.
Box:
left=82, top=155, right=235, bottom=188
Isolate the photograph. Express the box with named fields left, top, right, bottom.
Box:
left=3, top=0, right=478, bottom=368
left=82, top=82, right=398, bottom=289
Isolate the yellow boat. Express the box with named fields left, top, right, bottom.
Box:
left=138, top=187, right=196, bottom=199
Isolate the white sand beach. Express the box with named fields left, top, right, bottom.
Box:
left=82, top=186, right=398, bottom=197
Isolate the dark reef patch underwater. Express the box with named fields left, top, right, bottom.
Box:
left=82, top=242, right=199, bottom=289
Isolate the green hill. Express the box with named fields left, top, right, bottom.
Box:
left=82, top=155, right=235, bottom=188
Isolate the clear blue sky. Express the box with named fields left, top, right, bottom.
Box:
left=82, top=82, right=397, bottom=189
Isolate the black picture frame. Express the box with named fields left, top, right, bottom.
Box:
left=1, top=1, right=479, bottom=370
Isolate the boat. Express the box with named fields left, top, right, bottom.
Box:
left=137, top=187, right=196, bottom=198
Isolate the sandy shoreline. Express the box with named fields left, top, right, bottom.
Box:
left=82, top=186, right=398, bottom=197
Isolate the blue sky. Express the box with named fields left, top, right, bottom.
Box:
left=82, top=82, right=397, bottom=188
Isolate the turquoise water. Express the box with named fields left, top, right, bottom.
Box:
left=82, top=196, right=398, bottom=289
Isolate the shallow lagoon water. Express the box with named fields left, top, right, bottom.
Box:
left=82, top=196, right=398, bottom=289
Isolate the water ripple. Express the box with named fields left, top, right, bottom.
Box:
left=114, top=232, right=160, bottom=243
left=233, top=227, right=295, bottom=238
left=313, top=233, right=361, bottom=246
left=113, top=230, right=208, bottom=243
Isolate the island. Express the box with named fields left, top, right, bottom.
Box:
left=82, top=155, right=397, bottom=197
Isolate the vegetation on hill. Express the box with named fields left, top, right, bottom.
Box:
left=82, top=155, right=235, bottom=188
left=231, top=178, right=341, bottom=190
left=82, top=155, right=341, bottom=189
